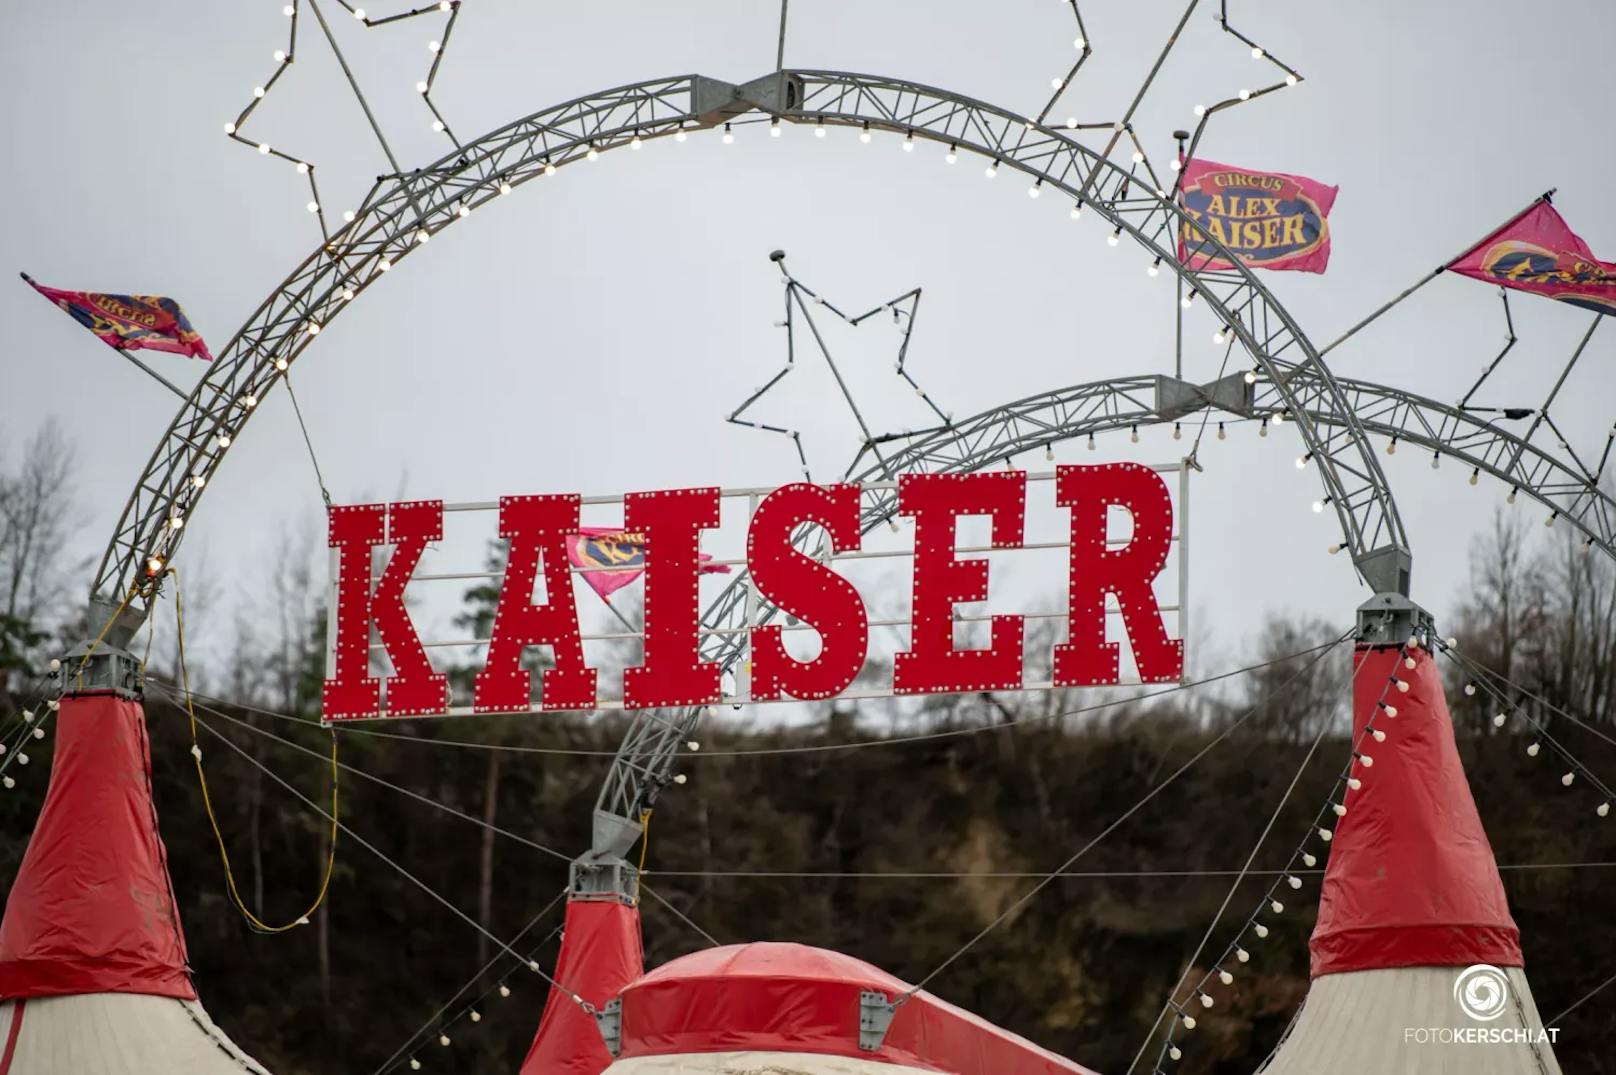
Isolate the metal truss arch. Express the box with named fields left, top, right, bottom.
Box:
left=94, top=68, right=1410, bottom=638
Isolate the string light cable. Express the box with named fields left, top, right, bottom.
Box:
left=168, top=567, right=340, bottom=934
left=1127, top=640, right=1386, bottom=1074
left=182, top=703, right=593, bottom=1010
left=147, top=682, right=571, bottom=864
left=150, top=632, right=1347, bottom=761
left=889, top=627, right=1354, bottom=1008
left=369, top=887, right=570, bottom=1075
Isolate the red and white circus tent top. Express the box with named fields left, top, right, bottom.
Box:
left=0, top=693, right=268, bottom=1074
left=1261, top=644, right=1560, bottom=1074
left=518, top=899, right=1099, bottom=1075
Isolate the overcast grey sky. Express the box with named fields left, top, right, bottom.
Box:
left=3, top=1, right=1613, bottom=683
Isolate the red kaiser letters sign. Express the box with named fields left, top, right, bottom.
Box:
left=322, top=465, right=1185, bottom=721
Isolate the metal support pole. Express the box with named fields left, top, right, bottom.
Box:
left=114, top=347, right=191, bottom=404
left=1319, top=190, right=1556, bottom=357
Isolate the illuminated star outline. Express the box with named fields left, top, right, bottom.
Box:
left=726, top=252, right=952, bottom=485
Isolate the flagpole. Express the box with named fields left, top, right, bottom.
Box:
left=1317, top=189, right=1556, bottom=358
left=113, top=346, right=192, bottom=403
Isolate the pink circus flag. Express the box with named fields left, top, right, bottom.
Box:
left=567, top=527, right=729, bottom=602
left=1177, top=158, right=1338, bottom=274
left=1447, top=199, right=1616, bottom=316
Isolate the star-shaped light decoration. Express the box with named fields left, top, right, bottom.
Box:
left=727, top=251, right=953, bottom=487
left=224, top=0, right=465, bottom=245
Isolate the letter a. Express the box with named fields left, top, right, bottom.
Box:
left=474, top=494, right=597, bottom=712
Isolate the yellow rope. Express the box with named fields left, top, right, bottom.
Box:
left=171, top=567, right=340, bottom=933
left=634, top=809, right=653, bottom=906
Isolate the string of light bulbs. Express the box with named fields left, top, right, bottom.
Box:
left=1138, top=636, right=1409, bottom=1075
left=1435, top=639, right=1616, bottom=813
left=223, top=0, right=464, bottom=245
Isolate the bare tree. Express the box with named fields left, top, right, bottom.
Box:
left=0, top=421, right=87, bottom=703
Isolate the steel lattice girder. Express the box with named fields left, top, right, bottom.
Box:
left=93, top=68, right=1408, bottom=635
left=93, top=69, right=1443, bottom=863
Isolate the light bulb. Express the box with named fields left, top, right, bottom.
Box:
left=438, top=1033, right=450, bottom=1047
left=1069, top=204, right=1082, bottom=220
left=1173, top=423, right=1182, bottom=441
left=1045, top=444, right=1055, bottom=462
left=1087, top=434, right=1095, bottom=451
left=1311, top=500, right=1324, bottom=513
left=308, top=321, right=322, bottom=333
left=1182, top=1015, right=1197, bottom=1030
left=218, top=434, right=232, bottom=448
left=985, top=161, right=999, bottom=178
left=1073, top=36, right=1086, bottom=49
left=946, top=145, right=957, bottom=163
left=1235, top=946, right=1250, bottom=962
left=1599, top=802, right=1610, bottom=818
left=499, top=984, right=511, bottom=997
left=343, top=210, right=355, bottom=222
left=1219, top=969, right=1234, bottom=984
left=1107, top=228, right=1120, bottom=246
left=1170, top=158, right=1182, bottom=171
left=1251, top=46, right=1264, bottom=58
left=1347, top=777, right=1361, bottom=790
left=499, top=181, right=512, bottom=195
left=1199, top=992, right=1214, bottom=1008
left=1469, top=469, right=1480, bottom=486
left=379, top=258, right=392, bottom=271
left=1148, top=260, right=1161, bottom=277
left=1319, top=826, right=1334, bottom=841
left=1493, top=713, right=1507, bottom=728
left=244, top=393, right=258, bottom=407
left=1431, top=452, right=1440, bottom=469
left=1254, top=923, right=1269, bottom=938
left=903, top=133, right=914, bottom=151
left=428, top=39, right=441, bottom=52
left=1296, top=453, right=1310, bottom=470
left=283, top=4, right=294, bottom=13
left=675, top=128, right=687, bottom=142
left=306, top=200, right=319, bottom=213
left=253, top=86, right=266, bottom=98
left=275, top=49, right=287, bottom=62
left=1463, top=683, right=1476, bottom=696
left=1169, top=1045, right=1182, bottom=1061
left=1387, top=437, right=1398, bottom=455
left=586, top=145, right=599, bottom=161
left=1526, top=742, right=1541, bottom=757
left=1285, top=73, right=1299, bottom=86
left=1132, top=149, right=1144, bottom=164
left=1217, top=423, right=1226, bottom=440
left=1507, top=488, right=1517, bottom=504
left=1028, top=183, right=1041, bottom=198
left=1244, top=369, right=1258, bottom=384
left=169, top=515, right=184, bottom=530
left=673, top=773, right=688, bottom=785
left=417, top=80, right=429, bottom=93
left=1130, top=426, right=1139, bottom=443
left=722, top=124, right=734, bottom=144
left=1562, top=771, right=1575, bottom=786
left=469, top=1011, right=481, bottom=1023
left=1382, top=704, right=1397, bottom=718
left=258, top=143, right=271, bottom=154
left=192, top=474, right=206, bottom=489
left=1194, top=104, right=1207, bottom=116
left=769, top=121, right=781, bottom=138
left=224, top=122, right=236, bottom=134
left=353, top=7, right=365, bottom=18
left=860, top=124, right=872, bottom=144
left=1239, top=88, right=1252, bottom=100
left=409, top=1061, right=420, bottom=1071
left=1301, top=853, right=1316, bottom=867
left=545, top=162, right=556, bottom=176
left=1270, top=899, right=1284, bottom=914
left=147, top=556, right=165, bottom=575
left=1051, top=77, right=1064, bottom=90
left=686, top=740, right=700, bottom=751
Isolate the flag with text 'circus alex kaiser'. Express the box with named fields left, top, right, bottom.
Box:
left=1177, top=158, right=1338, bottom=274
left=23, top=274, right=214, bottom=360
left=1447, top=200, right=1616, bottom=316
left=567, top=527, right=730, bottom=602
